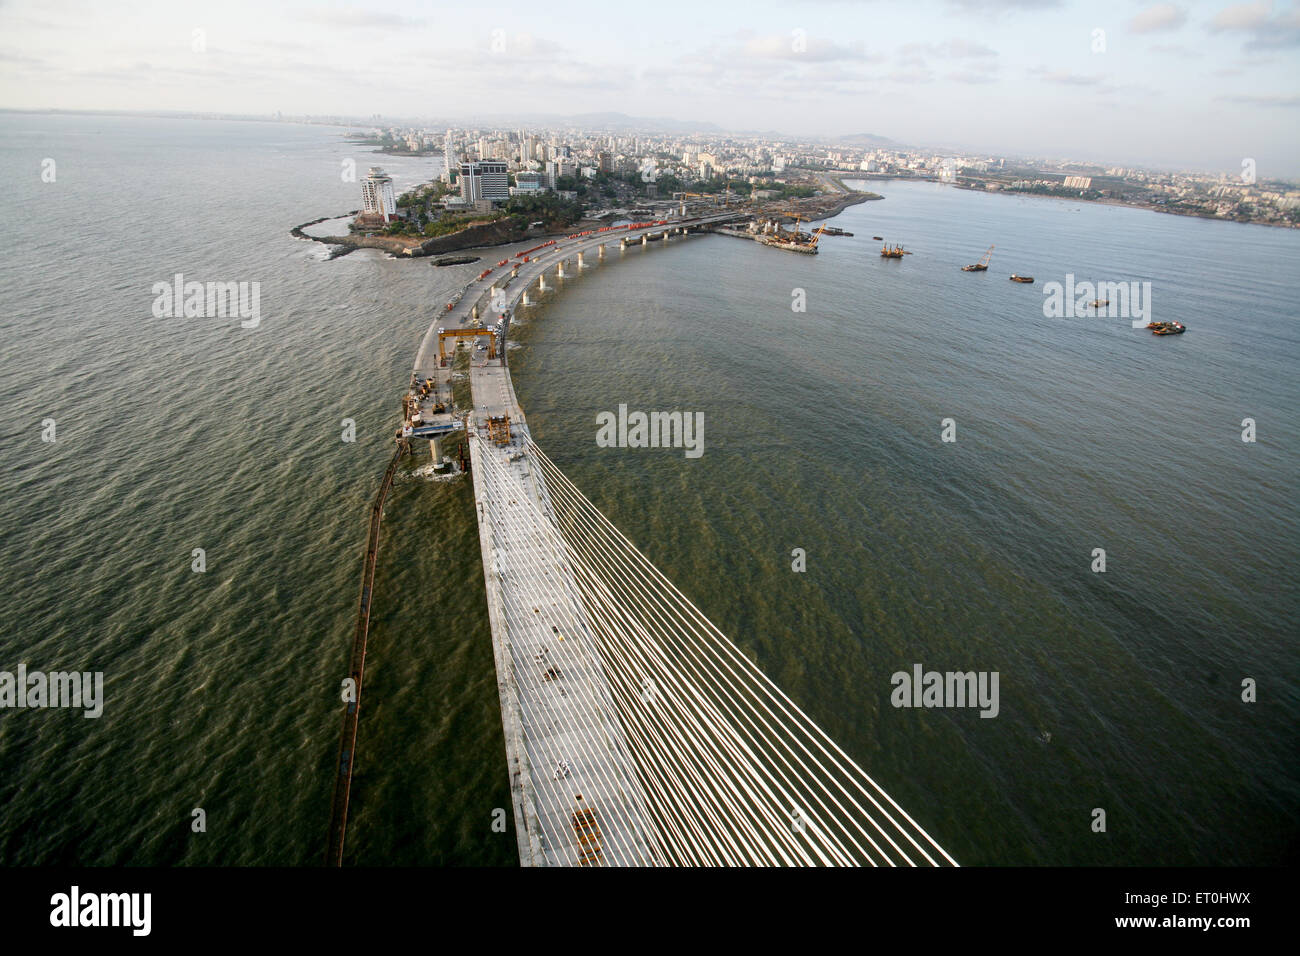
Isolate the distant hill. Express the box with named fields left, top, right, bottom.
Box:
left=838, top=132, right=902, bottom=148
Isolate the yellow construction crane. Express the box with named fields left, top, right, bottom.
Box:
left=673, top=189, right=739, bottom=207
left=961, top=244, right=995, bottom=272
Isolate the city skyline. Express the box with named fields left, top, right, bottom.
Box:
left=1, top=0, right=1298, bottom=176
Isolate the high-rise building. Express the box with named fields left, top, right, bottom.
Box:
left=361, top=167, right=397, bottom=222
left=460, top=160, right=510, bottom=203
left=597, top=151, right=612, bottom=173
left=513, top=171, right=544, bottom=193
left=443, top=131, right=456, bottom=184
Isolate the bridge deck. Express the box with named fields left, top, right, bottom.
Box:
left=417, top=213, right=742, bottom=865
left=470, top=428, right=659, bottom=865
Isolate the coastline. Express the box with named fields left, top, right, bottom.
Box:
left=290, top=176, right=877, bottom=261
left=837, top=171, right=1296, bottom=230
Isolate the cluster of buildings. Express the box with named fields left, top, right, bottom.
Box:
left=353, top=122, right=1298, bottom=229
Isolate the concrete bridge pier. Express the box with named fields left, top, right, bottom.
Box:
left=557, top=261, right=566, bottom=278
left=430, top=435, right=443, bottom=463
left=641, top=234, right=647, bottom=247
left=620, top=238, right=627, bottom=249
left=522, top=291, right=530, bottom=306
left=472, top=305, right=479, bottom=321
left=577, top=251, right=585, bottom=268
left=538, top=274, right=546, bottom=291
left=598, top=244, right=606, bottom=260
left=511, top=265, right=519, bottom=278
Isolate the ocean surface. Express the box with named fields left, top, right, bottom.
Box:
left=0, top=114, right=1296, bottom=866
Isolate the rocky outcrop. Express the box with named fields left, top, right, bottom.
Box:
left=416, top=218, right=539, bottom=256
left=291, top=212, right=547, bottom=259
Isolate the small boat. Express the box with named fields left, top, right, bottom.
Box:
left=1147, top=321, right=1186, bottom=335
left=872, top=235, right=884, bottom=241
left=1089, top=299, right=1109, bottom=308
left=1010, top=274, right=1034, bottom=283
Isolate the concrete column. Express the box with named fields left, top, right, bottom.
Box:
left=511, top=266, right=519, bottom=278
left=522, top=291, right=530, bottom=306
left=577, top=251, right=584, bottom=268
left=557, top=261, right=566, bottom=278
left=538, top=275, right=546, bottom=290
left=598, top=245, right=606, bottom=259
left=430, top=435, right=442, bottom=462
left=472, top=305, right=479, bottom=320
left=641, top=234, right=647, bottom=246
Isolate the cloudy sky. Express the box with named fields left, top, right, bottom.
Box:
left=1, top=0, right=1297, bottom=175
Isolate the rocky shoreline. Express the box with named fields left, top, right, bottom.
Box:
left=290, top=211, right=550, bottom=259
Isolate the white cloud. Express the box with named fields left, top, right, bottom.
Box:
left=1130, top=4, right=1187, bottom=33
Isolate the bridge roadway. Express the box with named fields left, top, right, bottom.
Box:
left=413, top=213, right=743, bottom=865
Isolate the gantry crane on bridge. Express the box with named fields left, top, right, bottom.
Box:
left=672, top=188, right=741, bottom=216
left=437, top=327, right=497, bottom=364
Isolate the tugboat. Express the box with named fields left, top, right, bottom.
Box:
left=1010, top=274, right=1035, bottom=283
left=1147, top=321, right=1186, bottom=335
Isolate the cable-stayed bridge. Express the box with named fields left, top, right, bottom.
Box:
left=405, top=216, right=956, bottom=866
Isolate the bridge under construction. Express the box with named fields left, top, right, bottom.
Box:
left=334, top=214, right=957, bottom=866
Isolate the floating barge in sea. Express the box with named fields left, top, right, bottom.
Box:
left=753, top=215, right=827, bottom=254
left=962, top=245, right=994, bottom=271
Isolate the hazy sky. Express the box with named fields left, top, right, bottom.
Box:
left=1, top=0, right=1297, bottom=175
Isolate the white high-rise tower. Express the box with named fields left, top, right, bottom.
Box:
left=361, top=167, right=397, bottom=222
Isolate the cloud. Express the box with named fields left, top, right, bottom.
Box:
left=1209, top=1, right=1300, bottom=49
left=1029, top=67, right=1102, bottom=85
left=1221, top=92, right=1300, bottom=107
left=944, top=0, right=1062, bottom=9
left=947, top=69, right=1000, bottom=84
left=888, top=68, right=936, bottom=84
left=901, top=39, right=998, bottom=59
left=1210, top=1, right=1273, bottom=31
left=740, top=32, right=875, bottom=62
left=1130, top=4, right=1187, bottom=33
left=297, top=9, right=427, bottom=30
